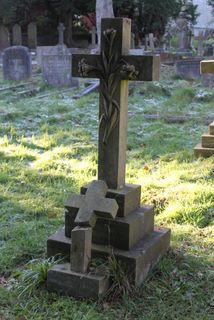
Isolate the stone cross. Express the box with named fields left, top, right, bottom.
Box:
left=69, top=180, right=118, bottom=273
left=68, top=180, right=118, bottom=227
left=72, top=18, right=160, bottom=189
left=57, top=23, right=65, bottom=45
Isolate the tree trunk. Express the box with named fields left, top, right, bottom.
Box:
left=96, top=0, right=114, bottom=50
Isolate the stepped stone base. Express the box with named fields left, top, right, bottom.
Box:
left=194, top=122, right=214, bottom=157
left=47, top=263, right=110, bottom=299
left=65, top=205, right=154, bottom=251
left=47, top=226, right=170, bottom=286
left=194, top=143, right=214, bottom=157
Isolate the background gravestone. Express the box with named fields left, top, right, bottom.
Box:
left=41, top=46, right=79, bottom=87
left=12, top=24, right=22, bottom=46
left=0, top=25, right=10, bottom=50
left=2, top=46, right=32, bottom=81
left=176, top=59, right=202, bottom=80
left=28, top=22, right=37, bottom=49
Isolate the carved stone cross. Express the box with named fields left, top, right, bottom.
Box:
left=72, top=18, right=160, bottom=189
left=69, top=180, right=118, bottom=227
left=69, top=180, right=118, bottom=273
left=57, top=23, right=65, bottom=45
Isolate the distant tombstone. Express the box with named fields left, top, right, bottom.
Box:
left=149, top=33, right=155, bottom=51
left=197, top=31, right=206, bottom=56
left=90, top=26, right=97, bottom=47
left=131, top=32, right=135, bottom=49
left=41, top=46, right=79, bottom=87
left=12, top=24, right=22, bottom=46
left=0, top=25, right=10, bottom=50
left=2, top=46, right=32, bottom=81
left=28, top=22, right=37, bottom=49
left=57, top=23, right=65, bottom=45
left=176, top=59, right=201, bottom=80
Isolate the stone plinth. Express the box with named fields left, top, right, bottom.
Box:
left=47, top=263, right=110, bottom=299
left=47, top=226, right=170, bottom=286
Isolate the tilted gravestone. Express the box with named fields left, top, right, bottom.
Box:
left=28, top=22, right=37, bottom=49
left=0, top=25, right=10, bottom=50
left=41, top=45, right=79, bottom=87
left=12, top=24, right=22, bottom=46
left=194, top=60, right=214, bottom=157
left=47, top=18, right=170, bottom=299
left=2, top=46, right=32, bottom=81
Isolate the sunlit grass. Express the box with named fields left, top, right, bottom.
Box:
left=0, top=69, right=213, bottom=319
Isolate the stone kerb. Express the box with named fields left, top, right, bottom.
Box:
left=2, top=46, right=32, bottom=81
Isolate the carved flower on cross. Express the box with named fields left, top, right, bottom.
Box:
left=120, top=62, right=139, bottom=80
left=78, top=58, right=95, bottom=77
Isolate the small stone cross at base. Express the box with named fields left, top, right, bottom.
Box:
left=70, top=180, right=118, bottom=273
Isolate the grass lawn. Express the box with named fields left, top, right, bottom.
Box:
left=0, top=66, right=213, bottom=319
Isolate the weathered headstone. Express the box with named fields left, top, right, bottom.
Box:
left=57, top=23, right=65, bottom=45
left=28, top=22, right=37, bottom=49
left=12, top=24, right=22, bottom=46
left=41, top=46, right=79, bottom=87
left=176, top=59, right=202, bottom=80
left=194, top=60, right=214, bottom=157
left=0, top=25, right=10, bottom=50
left=2, top=46, right=32, bottom=81
left=47, top=18, right=170, bottom=299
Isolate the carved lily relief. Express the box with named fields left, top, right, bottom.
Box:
left=78, top=28, right=139, bottom=144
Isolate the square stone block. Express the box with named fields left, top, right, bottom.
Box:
left=47, top=263, right=110, bottom=299
left=201, top=133, right=214, bottom=148
left=92, top=205, right=154, bottom=250
left=81, top=183, right=141, bottom=217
